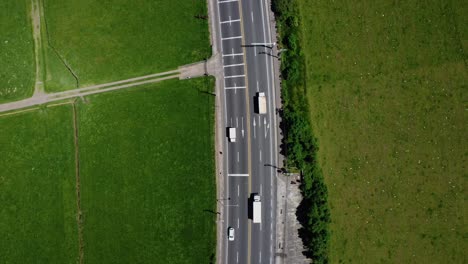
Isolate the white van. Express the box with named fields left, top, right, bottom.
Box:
left=228, top=127, right=236, bottom=142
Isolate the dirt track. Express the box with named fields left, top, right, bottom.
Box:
left=72, top=102, right=84, bottom=264
left=31, top=0, right=45, bottom=96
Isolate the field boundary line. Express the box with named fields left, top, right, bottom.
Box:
left=0, top=100, right=73, bottom=118
left=0, top=107, right=40, bottom=118
left=46, top=100, right=74, bottom=108
left=40, top=0, right=79, bottom=88
left=72, top=101, right=84, bottom=264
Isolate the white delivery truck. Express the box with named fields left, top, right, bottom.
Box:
left=253, top=194, right=261, bottom=223
left=228, top=127, right=236, bottom=142
left=256, top=92, right=267, bottom=114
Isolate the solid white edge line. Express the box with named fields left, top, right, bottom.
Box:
left=263, top=1, right=279, bottom=263
left=215, top=1, right=229, bottom=263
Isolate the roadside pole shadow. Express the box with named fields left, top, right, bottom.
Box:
left=264, top=163, right=285, bottom=174
left=258, top=51, right=279, bottom=59
left=203, top=209, right=220, bottom=215
left=241, top=44, right=273, bottom=49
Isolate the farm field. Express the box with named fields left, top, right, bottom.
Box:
left=0, top=78, right=216, bottom=263
left=77, top=78, right=216, bottom=263
left=0, top=106, right=78, bottom=263
left=43, top=0, right=211, bottom=92
left=0, top=0, right=35, bottom=102
left=299, top=0, right=467, bottom=263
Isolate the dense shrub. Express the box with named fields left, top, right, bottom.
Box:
left=272, top=0, right=331, bottom=262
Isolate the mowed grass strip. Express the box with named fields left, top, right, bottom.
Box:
left=78, top=78, right=216, bottom=263
left=0, top=105, right=78, bottom=263
left=0, top=0, right=35, bottom=102
left=43, top=0, right=211, bottom=91
left=299, top=0, right=467, bottom=263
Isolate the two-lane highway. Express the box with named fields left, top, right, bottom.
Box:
left=241, top=0, right=279, bottom=263
left=214, top=0, right=279, bottom=263
left=215, top=1, right=251, bottom=264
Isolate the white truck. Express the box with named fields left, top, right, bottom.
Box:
left=228, top=127, right=236, bottom=142
left=252, top=194, right=261, bottom=223
left=256, top=92, right=267, bottom=114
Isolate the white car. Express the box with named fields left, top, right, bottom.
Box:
left=228, top=227, right=235, bottom=241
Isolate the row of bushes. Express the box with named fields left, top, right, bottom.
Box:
left=271, top=0, right=331, bottom=263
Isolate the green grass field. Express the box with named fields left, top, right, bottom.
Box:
left=43, top=0, right=211, bottom=92
left=299, top=0, right=467, bottom=263
left=0, top=0, right=35, bottom=102
left=77, top=78, right=216, bottom=263
left=0, top=106, right=78, bottom=263
left=0, top=78, right=216, bottom=263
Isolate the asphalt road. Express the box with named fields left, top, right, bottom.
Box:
left=215, top=0, right=279, bottom=263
